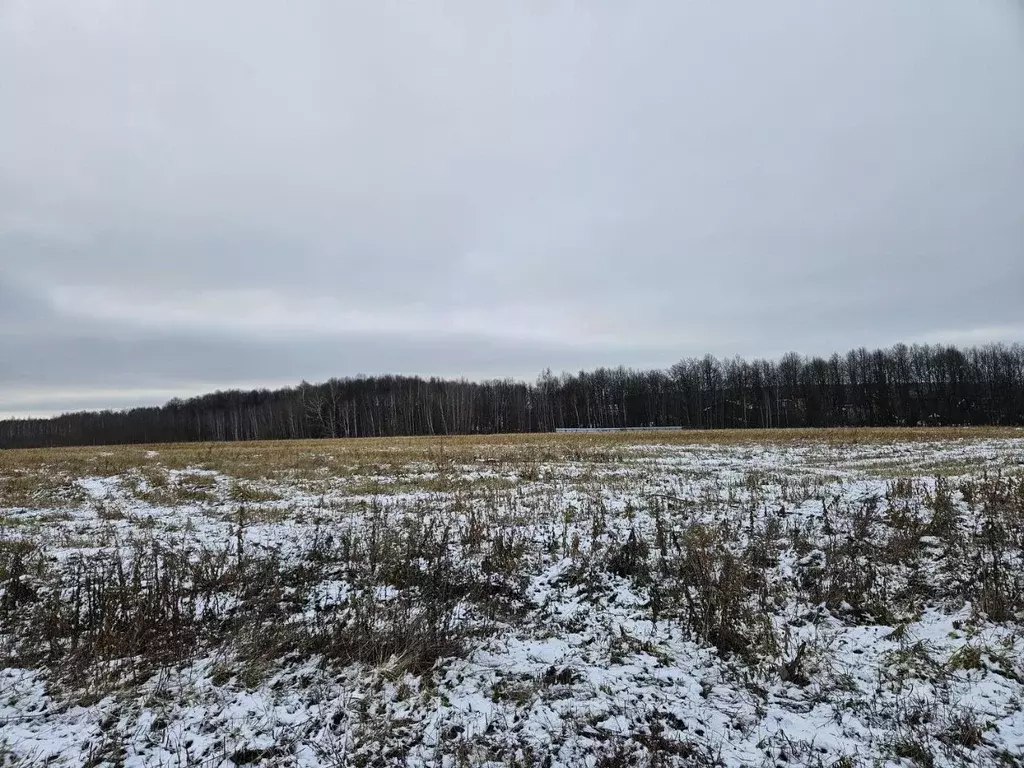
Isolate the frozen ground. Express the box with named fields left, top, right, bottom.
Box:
left=1, top=432, right=1023, bottom=767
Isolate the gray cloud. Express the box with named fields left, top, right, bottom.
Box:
left=2, top=0, right=1023, bottom=417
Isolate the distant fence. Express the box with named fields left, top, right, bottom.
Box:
left=554, top=426, right=686, bottom=433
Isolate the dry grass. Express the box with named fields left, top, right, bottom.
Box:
left=2, top=428, right=1023, bottom=766
left=1, top=426, right=1019, bottom=490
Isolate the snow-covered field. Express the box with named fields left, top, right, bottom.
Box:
left=1, top=430, right=1023, bottom=767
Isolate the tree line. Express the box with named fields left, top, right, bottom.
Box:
left=2, top=342, right=1023, bottom=449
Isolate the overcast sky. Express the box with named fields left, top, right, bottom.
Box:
left=2, top=0, right=1023, bottom=418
